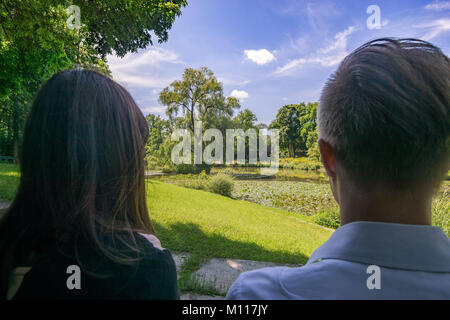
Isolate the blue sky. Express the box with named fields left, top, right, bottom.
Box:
left=107, top=0, right=450, bottom=125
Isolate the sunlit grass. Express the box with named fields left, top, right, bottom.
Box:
left=0, top=163, right=448, bottom=248
left=146, top=180, right=331, bottom=264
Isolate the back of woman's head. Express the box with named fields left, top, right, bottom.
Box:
left=0, top=69, right=153, bottom=296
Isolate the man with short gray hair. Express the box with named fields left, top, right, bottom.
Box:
left=226, top=38, right=450, bottom=299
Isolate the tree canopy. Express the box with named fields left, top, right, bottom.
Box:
left=0, top=0, right=187, bottom=157
left=233, top=108, right=258, bottom=131
left=61, top=0, right=187, bottom=58
left=269, top=102, right=318, bottom=158
left=159, top=67, right=241, bottom=133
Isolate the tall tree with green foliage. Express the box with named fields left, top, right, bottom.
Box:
left=145, top=114, right=173, bottom=167
left=270, top=104, right=302, bottom=157
left=233, top=108, right=258, bottom=131
left=159, top=67, right=241, bottom=133
left=298, top=102, right=318, bottom=146
left=299, top=102, right=318, bottom=157
left=0, top=0, right=187, bottom=157
left=0, top=0, right=80, bottom=157
left=63, top=0, right=187, bottom=58
left=270, top=102, right=319, bottom=158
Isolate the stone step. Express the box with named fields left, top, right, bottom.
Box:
left=180, top=293, right=224, bottom=300
left=190, top=257, right=302, bottom=296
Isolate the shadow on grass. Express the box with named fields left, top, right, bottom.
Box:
left=152, top=220, right=309, bottom=265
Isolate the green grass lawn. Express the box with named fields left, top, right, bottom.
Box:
left=1, top=163, right=448, bottom=294
left=2, top=161, right=447, bottom=264
left=146, top=180, right=331, bottom=265
left=0, top=163, right=332, bottom=265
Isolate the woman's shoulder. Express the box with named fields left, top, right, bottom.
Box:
left=107, top=233, right=179, bottom=299
left=13, top=233, right=179, bottom=300
left=131, top=233, right=177, bottom=271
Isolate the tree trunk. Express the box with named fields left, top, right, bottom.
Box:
left=12, top=100, right=19, bottom=160
left=288, top=143, right=294, bottom=158
left=190, top=112, right=195, bottom=134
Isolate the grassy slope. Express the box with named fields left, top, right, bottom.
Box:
left=0, top=164, right=332, bottom=264
left=146, top=180, right=331, bottom=264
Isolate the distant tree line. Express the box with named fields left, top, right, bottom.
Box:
left=146, top=67, right=320, bottom=171
left=0, top=0, right=319, bottom=166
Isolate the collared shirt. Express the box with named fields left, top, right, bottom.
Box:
left=226, top=221, right=450, bottom=299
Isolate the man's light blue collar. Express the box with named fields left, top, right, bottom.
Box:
left=307, top=221, right=450, bottom=273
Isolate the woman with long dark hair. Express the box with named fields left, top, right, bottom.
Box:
left=0, top=69, right=179, bottom=299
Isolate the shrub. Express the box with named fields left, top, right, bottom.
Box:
left=162, top=163, right=176, bottom=173
left=175, top=164, right=211, bottom=174
left=433, top=189, right=449, bottom=236
left=208, top=173, right=234, bottom=197
left=311, top=206, right=340, bottom=229
left=307, top=143, right=321, bottom=162
left=198, top=170, right=209, bottom=180
left=278, top=157, right=322, bottom=171
left=180, top=179, right=208, bottom=190
left=179, top=171, right=210, bottom=190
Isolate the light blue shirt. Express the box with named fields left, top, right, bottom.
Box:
left=226, top=221, right=450, bottom=299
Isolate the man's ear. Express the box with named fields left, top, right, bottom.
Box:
left=318, top=139, right=337, bottom=180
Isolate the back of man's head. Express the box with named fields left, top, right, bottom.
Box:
left=318, top=38, right=449, bottom=190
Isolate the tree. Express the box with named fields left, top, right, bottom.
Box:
left=269, top=104, right=303, bottom=157
left=146, top=114, right=171, bottom=154
left=306, top=129, right=320, bottom=161
left=233, top=108, right=257, bottom=131
left=230, top=109, right=259, bottom=163
left=145, top=114, right=173, bottom=167
left=0, top=0, right=187, bottom=157
left=299, top=102, right=318, bottom=149
left=298, top=102, right=320, bottom=161
left=0, top=0, right=81, bottom=157
left=269, top=102, right=319, bottom=158
left=66, top=0, right=187, bottom=58
left=159, top=67, right=241, bottom=134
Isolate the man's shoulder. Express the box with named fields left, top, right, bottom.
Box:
left=226, top=266, right=297, bottom=300
left=226, top=259, right=362, bottom=300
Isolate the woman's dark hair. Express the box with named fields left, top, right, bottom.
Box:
left=0, top=69, right=154, bottom=297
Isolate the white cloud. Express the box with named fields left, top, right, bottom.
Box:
left=240, top=80, right=252, bottom=86
left=218, top=76, right=251, bottom=87
left=318, top=26, right=355, bottom=55
left=108, top=47, right=181, bottom=70
left=110, top=73, right=177, bottom=89
left=273, top=26, right=356, bottom=76
left=244, top=49, right=276, bottom=65
left=230, top=89, right=249, bottom=101
left=413, top=18, right=450, bottom=40
left=274, top=53, right=348, bottom=75
left=306, top=2, right=341, bottom=36
left=141, top=106, right=165, bottom=114
left=107, top=47, right=182, bottom=89
left=425, top=1, right=450, bottom=11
